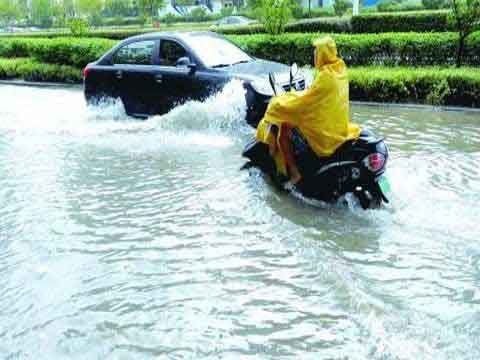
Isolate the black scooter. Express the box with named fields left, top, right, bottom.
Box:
left=242, top=67, right=390, bottom=209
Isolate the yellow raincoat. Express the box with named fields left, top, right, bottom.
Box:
left=256, top=36, right=361, bottom=176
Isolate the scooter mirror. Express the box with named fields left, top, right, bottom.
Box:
left=289, top=63, right=298, bottom=90
left=269, top=72, right=278, bottom=96
left=290, top=63, right=298, bottom=78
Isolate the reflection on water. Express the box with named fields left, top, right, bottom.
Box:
left=0, top=83, right=479, bottom=359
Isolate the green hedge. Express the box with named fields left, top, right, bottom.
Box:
left=0, top=37, right=36, bottom=57
left=348, top=67, right=480, bottom=107
left=0, top=11, right=453, bottom=39
left=0, top=38, right=116, bottom=67
left=30, top=38, right=116, bottom=68
left=0, top=58, right=82, bottom=83
left=229, top=32, right=480, bottom=67
left=0, top=28, right=146, bottom=40
left=351, top=11, right=451, bottom=33
left=1, top=58, right=478, bottom=107
left=218, top=17, right=351, bottom=35
left=220, top=12, right=450, bottom=35
left=0, top=23, right=212, bottom=40
left=377, top=1, right=426, bottom=12
left=101, top=17, right=147, bottom=27
left=2, top=32, right=479, bottom=68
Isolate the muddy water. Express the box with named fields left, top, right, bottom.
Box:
left=0, top=83, right=479, bottom=359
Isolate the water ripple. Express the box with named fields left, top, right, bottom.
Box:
left=0, top=85, right=479, bottom=359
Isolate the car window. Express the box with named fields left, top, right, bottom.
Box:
left=183, top=35, right=252, bottom=68
left=159, top=40, right=188, bottom=67
left=114, top=40, right=155, bottom=65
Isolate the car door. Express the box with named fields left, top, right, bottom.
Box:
left=152, top=39, right=225, bottom=114
left=111, top=39, right=159, bottom=117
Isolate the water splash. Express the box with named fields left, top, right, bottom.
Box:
left=150, top=80, right=248, bottom=134
left=0, top=81, right=248, bottom=139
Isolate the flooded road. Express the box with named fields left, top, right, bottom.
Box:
left=0, top=84, right=479, bottom=359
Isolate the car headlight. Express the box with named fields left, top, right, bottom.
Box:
left=250, top=78, right=274, bottom=96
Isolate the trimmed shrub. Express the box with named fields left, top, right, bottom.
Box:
left=0, top=23, right=213, bottom=40
left=229, top=32, right=480, bottom=66
left=219, top=17, right=351, bottom=35
left=351, top=11, right=451, bottom=33
left=30, top=38, right=116, bottom=67
left=102, top=17, right=148, bottom=27
left=162, top=13, right=177, bottom=26
left=69, top=18, right=90, bottom=37
left=2, top=32, right=480, bottom=68
left=0, top=38, right=37, bottom=58
left=0, top=58, right=478, bottom=107
left=0, top=58, right=82, bottom=83
left=0, top=38, right=115, bottom=67
left=156, top=12, right=221, bottom=24
left=0, top=11, right=456, bottom=39
left=285, top=17, right=351, bottom=32
left=422, top=0, right=449, bottom=9
left=348, top=66, right=480, bottom=107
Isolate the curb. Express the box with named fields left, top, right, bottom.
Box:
left=0, top=79, right=82, bottom=89
left=351, top=100, right=480, bottom=113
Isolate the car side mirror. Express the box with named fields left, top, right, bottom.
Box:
left=176, top=57, right=191, bottom=67
left=176, top=56, right=197, bottom=74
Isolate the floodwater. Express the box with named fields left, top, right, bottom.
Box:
left=0, top=83, right=479, bottom=359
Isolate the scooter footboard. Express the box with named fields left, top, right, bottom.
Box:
left=242, top=139, right=277, bottom=176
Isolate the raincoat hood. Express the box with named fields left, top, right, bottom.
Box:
left=256, top=36, right=361, bottom=176
left=313, top=36, right=339, bottom=68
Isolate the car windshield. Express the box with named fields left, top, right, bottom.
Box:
left=184, top=35, right=252, bottom=68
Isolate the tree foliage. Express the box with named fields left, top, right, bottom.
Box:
left=77, top=0, right=103, bottom=16
left=0, top=0, right=159, bottom=28
left=189, top=7, right=208, bottom=22
left=68, top=17, right=90, bottom=36
left=31, top=0, right=55, bottom=27
left=333, top=0, right=352, bottom=16
left=256, top=0, right=293, bottom=35
left=103, top=0, right=132, bottom=17
left=77, top=0, right=103, bottom=25
left=0, top=0, right=19, bottom=25
left=138, top=0, right=165, bottom=17
left=450, top=0, right=480, bottom=66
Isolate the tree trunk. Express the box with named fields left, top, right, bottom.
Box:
left=456, top=34, right=466, bottom=68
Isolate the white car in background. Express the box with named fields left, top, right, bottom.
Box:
left=214, top=16, right=255, bottom=27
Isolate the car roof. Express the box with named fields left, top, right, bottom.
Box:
left=124, top=31, right=225, bottom=43
left=226, top=16, right=249, bottom=20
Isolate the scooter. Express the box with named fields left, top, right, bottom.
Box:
left=242, top=65, right=390, bottom=209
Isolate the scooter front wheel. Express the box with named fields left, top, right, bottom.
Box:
left=353, top=187, right=383, bottom=209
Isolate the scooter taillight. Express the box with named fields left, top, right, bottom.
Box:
left=363, top=153, right=385, bottom=172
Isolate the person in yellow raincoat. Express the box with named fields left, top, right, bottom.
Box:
left=256, top=36, right=361, bottom=185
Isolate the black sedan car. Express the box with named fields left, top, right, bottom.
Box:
left=83, top=31, right=305, bottom=126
